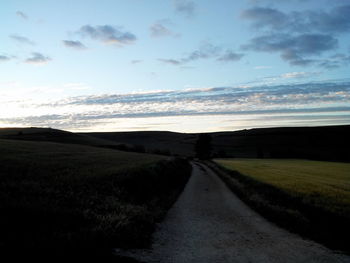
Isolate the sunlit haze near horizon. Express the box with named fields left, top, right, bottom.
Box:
left=1, top=0, right=350, bottom=132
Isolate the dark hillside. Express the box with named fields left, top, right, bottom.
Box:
left=211, top=125, right=350, bottom=161
left=0, top=139, right=192, bottom=251
left=3, top=125, right=349, bottom=161
left=84, top=125, right=350, bottom=161
left=0, top=127, right=118, bottom=147
left=82, top=131, right=198, bottom=156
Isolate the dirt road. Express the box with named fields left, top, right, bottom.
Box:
left=116, top=162, right=350, bottom=263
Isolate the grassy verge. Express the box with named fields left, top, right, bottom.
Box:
left=0, top=139, right=191, bottom=255
left=210, top=158, right=350, bottom=253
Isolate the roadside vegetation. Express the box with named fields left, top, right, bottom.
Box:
left=0, top=139, right=191, bottom=254
left=211, top=158, right=350, bottom=252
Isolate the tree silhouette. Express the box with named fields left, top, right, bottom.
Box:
left=194, top=133, right=212, bottom=160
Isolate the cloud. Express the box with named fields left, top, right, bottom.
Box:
left=150, top=20, right=178, bottom=37
left=10, top=35, right=35, bottom=45
left=158, top=59, right=182, bottom=65
left=241, top=7, right=287, bottom=30
left=174, top=0, right=195, bottom=18
left=159, top=43, right=225, bottom=65
left=62, top=40, right=86, bottom=50
left=131, top=60, right=143, bottom=64
left=16, top=11, right=28, bottom=20
left=304, top=5, right=350, bottom=34
left=241, top=5, right=350, bottom=34
left=217, top=51, right=244, bottom=62
left=41, top=80, right=350, bottom=108
left=0, top=55, right=11, bottom=62
left=241, top=5, right=350, bottom=68
left=2, top=80, right=349, bottom=130
left=183, top=43, right=221, bottom=62
left=280, top=72, right=320, bottom=79
left=25, top=52, right=51, bottom=64
left=244, top=34, right=338, bottom=55
left=318, top=53, right=350, bottom=69
left=243, top=33, right=338, bottom=66
left=78, top=25, right=136, bottom=46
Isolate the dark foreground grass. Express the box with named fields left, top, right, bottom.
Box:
left=210, top=159, right=350, bottom=253
left=0, top=139, right=191, bottom=257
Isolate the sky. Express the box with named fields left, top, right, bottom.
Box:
left=0, top=0, right=350, bottom=132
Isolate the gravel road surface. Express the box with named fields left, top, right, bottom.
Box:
left=115, top=162, right=350, bottom=263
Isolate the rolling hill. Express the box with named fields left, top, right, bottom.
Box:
left=0, top=138, right=191, bottom=250
left=84, top=125, right=350, bottom=161
left=1, top=125, right=349, bottom=161
left=0, top=127, right=119, bottom=147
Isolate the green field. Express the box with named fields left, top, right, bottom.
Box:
left=0, top=139, right=191, bottom=250
left=215, top=159, right=350, bottom=216
left=213, top=158, right=350, bottom=251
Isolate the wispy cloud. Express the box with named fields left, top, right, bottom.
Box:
left=62, top=40, right=87, bottom=50
left=158, top=59, right=182, bottom=65
left=217, top=51, right=244, bottom=62
left=173, top=0, right=196, bottom=18
left=318, top=53, right=350, bottom=69
left=16, top=11, right=28, bottom=20
left=0, top=55, right=12, bottom=62
left=280, top=72, right=320, bottom=79
left=150, top=20, right=178, bottom=38
left=131, top=60, right=143, bottom=64
left=25, top=52, right=51, bottom=64
left=159, top=43, right=240, bottom=65
left=10, top=35, right=35, bottom=45
left=159, top=44, right=244, bottom=65
left=182, top=43, right=221, bottom=62
left=78, top=24, right=136, bottom=46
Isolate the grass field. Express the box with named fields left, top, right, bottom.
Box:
left=215, top=159, right=350, bottom=216
left=212, top=158, right=350, bottom=252
left=0, top=139, right=191, bottom=252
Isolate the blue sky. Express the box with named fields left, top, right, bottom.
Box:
left=0, top=0, right=349, bottom=132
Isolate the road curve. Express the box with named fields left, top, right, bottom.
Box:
left=115, top=162, right=350, bottom=263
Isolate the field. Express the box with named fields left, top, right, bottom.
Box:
left=215, top=159, right=350, bottom=216
left=211, top=158, right=350, bottom=252
left=0, top=139, right=191, bottom=253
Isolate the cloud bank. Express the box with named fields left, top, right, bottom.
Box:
left=1, top=79, right=349, bottom=131
left=241, top=5, right=350, bottom=68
